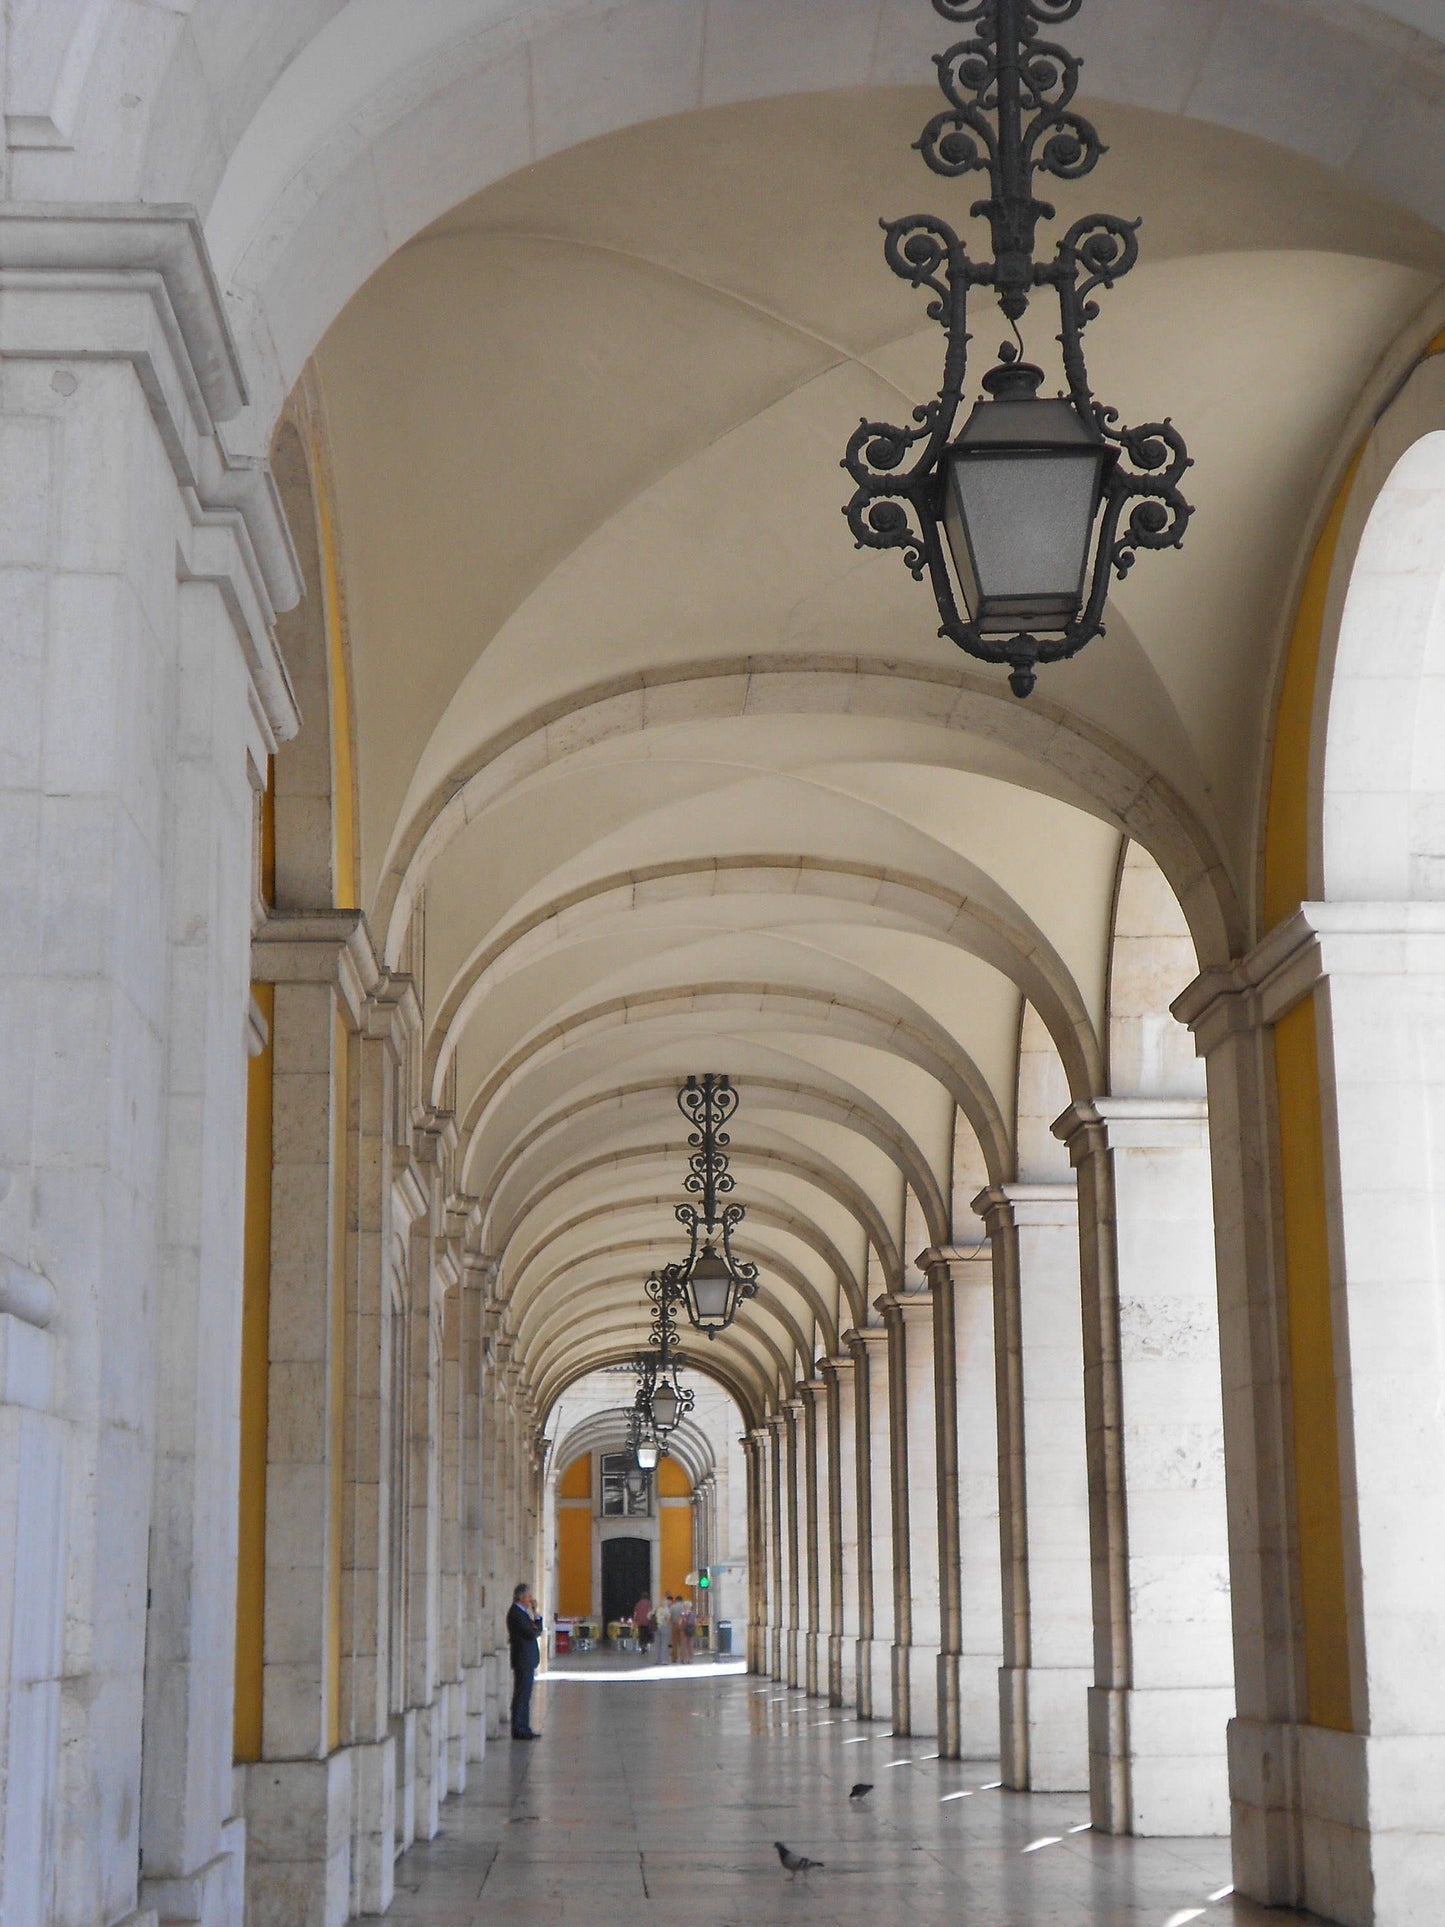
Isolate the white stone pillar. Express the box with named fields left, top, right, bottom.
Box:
left=850, top=1326, right=894, bottom=1723
left=744, top=1430, right=770, bottom=1672
left=0, top=209, right=298, bottom=1927
left=879, top=1294, right=942, bottom=1738
left=784, top=1396, right=805, bottom=1687
left=460, top=1260, right=490, bottom=1765
left=978, top=1182, right=1092, bottom=1791
left=1183, top=906, right=1445, bottom=1924
left=1055, top=1097, right=1233, bottom=1836
left=822, top=1356, right=855, bottom=1708
left=920, top=1245, right=1003, bottom=1760
left=801, top=1379, right=831, bottom=1700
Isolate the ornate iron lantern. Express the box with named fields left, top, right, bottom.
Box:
left=670, top=1075, right=759, bottom=1337
left=842, top=0, right=1192, bottom=698
left=635, top=1274, right=695, bottom=1443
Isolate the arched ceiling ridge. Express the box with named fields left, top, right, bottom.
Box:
left=539, top=1347, right=763, bottom=1433
left=425, top=853, right=1102, bottom=1101
left=456, top=981, right=1012, bottom=1190
left=532, top=1326, right=775, bottom=1429
left=494, top=1136, right=903, bottom=1297
left=519, top=1279, right=806, bottom=1395
left=474, top=1076, right=950, bottom=1251
left=508, top=1232, right=840, bottom=1363
left=551, top=1408, right=716, bottom=1487
left=376, top=659, right=1239, bottom=968
left=496, top=1189, right=864, bottom=1330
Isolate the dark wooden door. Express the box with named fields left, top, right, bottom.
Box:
left=601, top=1536, right=651, bottom=1631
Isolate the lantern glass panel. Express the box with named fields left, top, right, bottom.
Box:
left=941, top=386, right=1111, bottom=635
left=689, top=1247, right=732, bottom=1323
left=651, top=1381, right=680, bottom=1431
left=636, top=1438, right=660, bottom=1471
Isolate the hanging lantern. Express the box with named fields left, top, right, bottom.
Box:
left=669, top=1076, right=759, bottom=1336
left=842, top=0, right=1191, bottom=698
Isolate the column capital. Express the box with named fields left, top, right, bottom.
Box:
left=843, top=1323, right=889, bottom=1356
left=800, top=1377, right=829, bottom=1407
left=875, top=1289, right=934, bottom=1327
left=1179, top=900, right=1445, bottom=1057
left=250, top=909, right=379, bottom=1023
left=973, top=1180, right=1077, bottom=1230
left=766, top=1409, right=789, bottom=1438
left=916, top=1243, right=991, bottom=1283
left=0, top=205, right=303, bottom=738
left=1052, top=1094, right=1209, bottom=1156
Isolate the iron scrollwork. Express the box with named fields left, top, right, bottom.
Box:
left=842, top=0, right=1192, bottom=697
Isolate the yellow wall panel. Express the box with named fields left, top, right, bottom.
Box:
left=657, top=1457, right=691, bottom=1498
left=556, top=1507, right=592, bottom=1617
left=659, top=1506, right=693, bottom=1599
left=557, top=1454, right=590, bottom=1499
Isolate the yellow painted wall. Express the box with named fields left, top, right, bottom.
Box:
left=558, top=1454, right=590, bottom=1499
left=556, top=1508, right=592, bottom=1617
left=659, top=1506, right=694, bottom=1599
left=327, top=1011, right=349, bottom=1752
left=312, top=440, right=358, bottom=913
left=234, top=983, right=274, bottom=1763
left=657, top=1457, right=690, bottom=1498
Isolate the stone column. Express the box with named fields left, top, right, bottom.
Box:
left=1180, top=906, right=1445, bottom=1922
left=920, top=1244, right=1002, bottom=1759
left=437, top=1267, right=465, bottom=1797
left=247, top=914, right=380, bottom=1927
left=878, top=1294, right=942, bottom=1738
left=337, top=984, right=411, bottom=1917
left=744, top=1430, right=770, bottom=1672
left=820, top=1360, right=849, bottom=1706
left=801, top=1379, right=830, bottom=1699
left=0, top=210, right=298, bottom=1927
left=767, top=1413, right=787, bottom=1680
left=825, top=1354, right=860, bottom=1710
left=850, top=1326, right=894, bottom=1724
left=784, top=1396, right=805, bottom=1687
left=978, top=1182, right=1091, bottom=1791
left=403, top=1142, right=445, bottom=1844
left=1054, top=1097, right=1232, bottom=1837
left=460, top=1259, right=490, bottom=1764
left=479, top=1313, right=504, bottom=1743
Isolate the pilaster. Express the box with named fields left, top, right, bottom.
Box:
left=847, top=1325, right=893, bottom=1723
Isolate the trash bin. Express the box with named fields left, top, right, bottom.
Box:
left=715, top=1620, right=733, bottom=1655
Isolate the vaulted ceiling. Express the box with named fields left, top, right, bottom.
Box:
left=294, top=49, right=1444, bottom=1423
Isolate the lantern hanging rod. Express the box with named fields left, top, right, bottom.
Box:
left=842, top=0, right=1192, bottom=697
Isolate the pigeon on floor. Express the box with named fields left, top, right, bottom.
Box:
left=775, top=1842, right=825, bottom=1879
left=848, top=1782, right=874, bottom=1800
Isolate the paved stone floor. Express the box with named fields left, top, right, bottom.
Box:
left=378, top=1658, right=1321, bottom=1925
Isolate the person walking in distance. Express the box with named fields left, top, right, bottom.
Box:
left=507, top=1583, right=543, bottom=1739
left=679, top=1595, right=696, bottom=1663
left=634, top=1594, right=653, bottom=1654
left=655, top=1593, right=673, bottom=1663
left=670, top=1594, right=686, bottom=1665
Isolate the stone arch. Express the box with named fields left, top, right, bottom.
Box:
left=474, top=1076, right=951, bottom=1254
left=425, top=854, right=1102, bottom=1105
left=1321, top=357, right=1445, bottom=903
left=551, top=1409, right=717, bottom=1490
left=379, top=659, right=1238, bottom=970
left=536, top=1343, right=764, bottom=1432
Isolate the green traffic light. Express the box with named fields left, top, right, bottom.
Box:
left=698, top=1570, right=710, bottom=1588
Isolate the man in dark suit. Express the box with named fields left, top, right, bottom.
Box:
left=507, top=1582, right=544, bottom=1739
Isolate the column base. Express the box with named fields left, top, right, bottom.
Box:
left=890, top=1643, right=911, bottom=1736
left=484, top=1650, right=503, bottom=1741
left=139, top=1824, right=245, bottom=1926
left=464, top=1662, right=488, bottom=1764
left=1089, top=1684, right=1232, bottom=1836
left=856, top=1638, right=892, bottom=1722
left=999, top=1664, right=1089, bottom=1791
left=955, top=1651, right=1001, bottom=1759
left=900, top=1642, right=940, bottom=1737
left=787, top=1630, right=804, bottom=1688
left=346, top=1736, right=395, bottom=1916
left=390, top=1710, right=417, bottom=1850
left=244, top=1751, right=352, bottom=1927
left=414, top=1698, right=443, bottom=1841
left=827, top=1634, right=846, bottom=1708
left=444, top=1677, right=467, bottom=1795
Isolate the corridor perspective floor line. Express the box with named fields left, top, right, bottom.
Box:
left=375, top=1665, right=1320, bottom=1925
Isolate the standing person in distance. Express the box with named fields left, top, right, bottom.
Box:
left=655, top=1593, right=673, bottom=1663
left=507, top=1582, right=544, bottom=1739
left=679, top=1595, right=696, bottom=1663
left=634, top=1593, right=653, bottom=1654
left=670, top=1593, right=686, bottom=1665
